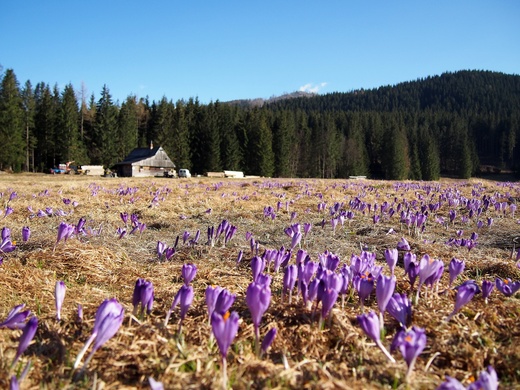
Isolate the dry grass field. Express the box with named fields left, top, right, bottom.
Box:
left=0, top=173, right=519, bottom=389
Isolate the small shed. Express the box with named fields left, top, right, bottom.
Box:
left=114, top=144, right=175, bottom=177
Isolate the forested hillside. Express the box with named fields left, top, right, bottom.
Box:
left=0, top=69, right=519, bottom=179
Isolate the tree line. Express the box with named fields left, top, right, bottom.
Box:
left=1, top=68, right=519, bottom=179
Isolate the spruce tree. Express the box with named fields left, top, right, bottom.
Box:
left=21, top=80, right=36, bottom=171
left=172, top=99, right=191, bottom=170
left=117, top=95, right=139, bottom=161
left=95, top=85, right=119, bottom=167
left=0, top=69, right=24, bottom=171
left=34, top=83, right=58, bottom=171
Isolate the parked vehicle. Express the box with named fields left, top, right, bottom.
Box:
left=164, top=169, right=177, bottom=178
left=178, top=169, right=191, bottom=178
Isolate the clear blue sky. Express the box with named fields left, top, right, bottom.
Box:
left=1, top=1, right=519, bottom=104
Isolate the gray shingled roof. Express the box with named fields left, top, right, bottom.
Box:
left=115, top=147, right=175, bottom=168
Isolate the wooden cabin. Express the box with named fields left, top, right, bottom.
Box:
left=114, top=144, right=175, bottom=177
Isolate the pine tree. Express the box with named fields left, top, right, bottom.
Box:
left=95, top=85, right=119, bottom=167
left=246, top=109, right=274, bottom=177
left=21, top=80, right=36, bottom=171
left=218, top=103, right=242, bottom=171
left=382, top=115, right=410, bottom=180
left=117, top=95, right=139, bottom=162
left=34, top=83, right=58, bottom=171
left=58, top=84, right=87, bottom=164
left=0, top=69, right=24, bottom=171
left=203, top=102, right=222, bottom=172
left=172, top=99, right=191, bottom=170
left=418, top=119, right=440, bottom=180
left=83, top=94, right=97, bottom=164
left=272, top=110, right=295, bottom=177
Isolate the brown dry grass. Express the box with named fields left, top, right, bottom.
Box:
left=0, top=174, right=519, bottom=389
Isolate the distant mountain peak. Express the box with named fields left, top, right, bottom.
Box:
left=225, top=90, right=317, bottom=108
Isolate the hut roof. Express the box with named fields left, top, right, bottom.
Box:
left=115, top=146, right=175, bottom=168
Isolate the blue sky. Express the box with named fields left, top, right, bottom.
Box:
left=1, top=1, right=519, bottom=104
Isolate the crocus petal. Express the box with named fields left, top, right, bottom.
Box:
left=55, top=281, right=66, bottom=321
left=12, top=316, right=38, bottom=366
left=211, top=311, right=239, bottom=358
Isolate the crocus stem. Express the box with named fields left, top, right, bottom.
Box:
left=73, top=333, right=96, bottom=369
left=376, top=340, right=396, bottom=363
left=405, top=359, right=416, bottom=383
left=164, top=309, right=172, bottom=327
left=221, top=356, right=228, bottom=390
left=255, top=327, right=260, bottom=357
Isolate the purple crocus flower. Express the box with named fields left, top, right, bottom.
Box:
left=12, top=316, right=38, bottom=367
left=290, top=231, right=302, bottom=250
left=320, top=287, right=339, bottom=324
left=55, top=281, right=66, bottom=321
left=482, top=280, right=495, bottom=304
left=446, top=280, right=481, bottom=321
left=391, top=326, right=427, bottom=382
left=353, top=272, right=374, bottom=309
left=205, top=285, right=223, bottom=321
left=251, top=256, right=265, bottom=282
left=376, top=274, right=396, bottom=321
left=165, top=285, right=194, bottom=329
left=212, top=309, right=238, bottom=345
left=397, top=237, right=411, bottom=251
left=384, top=248, right=398, bottom=276
left=21, top=226, right=30, bottom=243
left=214, top=288, right=236, bottom=315
left=54, top=222, right=74, bottom=251
left=1, top=226, right=11, bottom=240
left=236, top=250, right=243, bottom=265
left=0, top=304, right=31, bottom=329
left=74, top=217, right=86, bottom=236
left=386, top=293, right=412, bottom=328
left=156, top=241, right=167, bottom=259
left=416, top=255, right=442, bottom=301
left=74, top=298, right=125, bottom=369
left=181, top=263, right=197, bottom=285
left=448, top=258, right=465, bottom=288
left=261, top=327, right=277, bottom=357
left=211, top=311, right=240, bottom=387
left=132, top=278, right=154, bottom=317
left=357, top=311, right=395, bottom=363
left=0, top=237, right=16, bottom=253
left=495, top=278, right=520, bottom=297
left=303, top=222, right=312, bottom=237
left=282, top=264, right=298, bottom=303
left=4, top=206, right=13, bottom=218
left=246, top=281, right=271, bottom=355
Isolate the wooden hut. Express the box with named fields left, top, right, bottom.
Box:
left=114, top=143, right=175, bottom=177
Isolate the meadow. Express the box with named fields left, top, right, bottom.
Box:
left=0, top=174, right=518, bottom=389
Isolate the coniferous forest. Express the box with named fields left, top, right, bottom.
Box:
left=1, top=68, right=519, bottom=180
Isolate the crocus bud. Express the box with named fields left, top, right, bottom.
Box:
left=211, top=311, right=239, bottom=359
left=12, top=316, right=38, bottom=367
left=55, top=281, right=66, bottom=321
left=21, top=226, right=30, bottom=243
left=181, top=263, right=197, bottom=285
left=261, top=327, right=277, bottom=356
left=0, top=304, right=31, bottom=329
